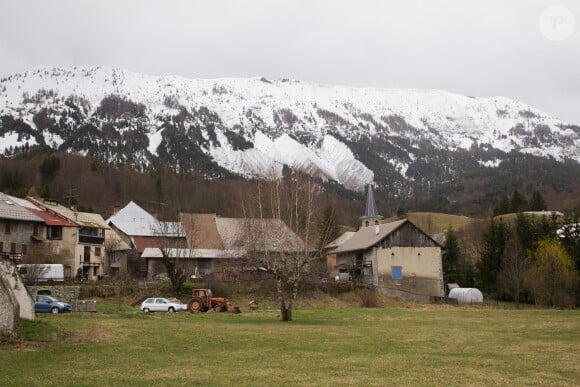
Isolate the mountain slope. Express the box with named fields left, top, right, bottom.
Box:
left=1, top=66, right=579, bottom=194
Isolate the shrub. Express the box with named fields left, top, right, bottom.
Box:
left=356, top=288, right=380, bottom=308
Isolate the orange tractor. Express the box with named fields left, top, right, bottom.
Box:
left=187, top=289, right=241, bottom=313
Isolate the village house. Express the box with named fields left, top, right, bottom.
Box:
left=26, top=198, right=109, bottom=281
left=0, top=192, right=45, bottom=262
left=328, top=185, right=445, bottom=301
left=106, top=201, right=185, bottom=277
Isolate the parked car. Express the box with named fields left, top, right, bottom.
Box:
left=140, top=297, right=187, bottom=313
left=34, top=295, right=72, bottom=314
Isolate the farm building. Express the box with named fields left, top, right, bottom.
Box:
left=329, top=185, right=445, bottom=301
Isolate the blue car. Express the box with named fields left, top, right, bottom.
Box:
left=34, top=295, right=72, bottom=314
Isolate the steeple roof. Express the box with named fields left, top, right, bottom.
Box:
left=360, top=184, right=383, bottom=220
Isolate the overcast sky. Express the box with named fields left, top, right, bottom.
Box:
left=1, top=0, right=578, bottom=123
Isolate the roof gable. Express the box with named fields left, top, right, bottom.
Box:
left=332, top=219, right=442, bottom=254
left=180, top=213, right=225, bottom=249
left=106, top=201, right=182, bottom=237
left=179, top=213, right=306, bottom=252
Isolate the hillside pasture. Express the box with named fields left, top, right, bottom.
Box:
left=1, top=305, right=579, bottom=385
left=385, top=212, right=479, bottom=234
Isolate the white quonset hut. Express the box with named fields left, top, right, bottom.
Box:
left=448, top=288, right=484, bottom=304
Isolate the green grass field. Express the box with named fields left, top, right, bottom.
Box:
left=1, top=305, right=579, bottom=386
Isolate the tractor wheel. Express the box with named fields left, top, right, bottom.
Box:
left=188, top=298, right=205, bottom=313
left=214, top=304, right=226, bottom=312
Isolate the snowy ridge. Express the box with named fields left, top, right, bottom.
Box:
left=1, top=66, right=579, bottom=191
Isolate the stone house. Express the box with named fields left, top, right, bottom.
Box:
left=27, top=198, right=109, bottom=281
left=9, top=196, right=80, bottom=279
left=329, top=185, right=444, bottom=301
left=0, top=192, right=45, bottom=262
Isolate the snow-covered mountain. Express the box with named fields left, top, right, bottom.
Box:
left=1, top=66, right=579, bottom=194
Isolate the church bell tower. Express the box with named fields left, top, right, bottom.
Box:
left=360, top=184, right=383, bottom=227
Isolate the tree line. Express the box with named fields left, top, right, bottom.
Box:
left=444, top=212, right=579, bottom=307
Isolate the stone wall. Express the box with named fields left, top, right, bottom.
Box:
left=0, top=259, right=35, bottom=320
left=28, top=285, right=80, bottom=305
left=0, top=264, right=20, bottom=338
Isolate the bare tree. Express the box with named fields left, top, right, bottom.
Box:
left=242, top=174, right=321, bottom=322
left=17, top=264, right=49, bottom=285
left=498, top=238, right=527, bottom=308
left=153, top=219, right=188, bottom=292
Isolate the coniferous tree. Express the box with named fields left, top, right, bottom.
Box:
left=510, top=190, right=528, bottom=213
left=477, top=218, right=511, bottom=295
left=529, top=190, right=547, bottom=211
left=443, top=227, right=460, bottom=284
left=515, top=213, right=535, bottom=251
left=494, top=194, right=511, bottom=215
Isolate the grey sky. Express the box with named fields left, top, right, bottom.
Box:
left=1, top=0, right=579, bottom=123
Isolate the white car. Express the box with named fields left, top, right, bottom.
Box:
left=140, top=297, right=187, bottom=313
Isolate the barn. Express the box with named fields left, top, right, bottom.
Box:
left=329, top=185, right=444, bottom=301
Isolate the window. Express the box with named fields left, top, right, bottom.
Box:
left=392, top=266, right=402, bottom=280
left=4, top=221, right=10, bottom=234
left=47, top=226, right=63, bottom=240
left=0, top=242, right=3, bottom=252
left=33, top=223, right=39, bottom=236
left=10, top=243, right=16, bottom=254
left=95, top=247, right=101, bottom=256
left=21, top=244, right=27, bottom=255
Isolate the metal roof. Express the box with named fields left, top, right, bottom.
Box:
left=107, top=201, right=183, bottom=237
left=141, top=247, right=246, bottom=259
left=28, top=197, right=109, bottom=229
left=360, top=184, right=383, bottom=220
left=10, top=196, right=78, bottom=227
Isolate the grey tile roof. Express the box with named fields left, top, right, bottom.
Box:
left=331, top=219, right=408, bottom=254
left=0, top=193, right=44, bottom=222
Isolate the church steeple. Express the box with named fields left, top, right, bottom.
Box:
left=360, top=184, right=383, bottom=227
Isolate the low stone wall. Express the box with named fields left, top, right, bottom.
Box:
left=28, top=285, right=80, bottom=305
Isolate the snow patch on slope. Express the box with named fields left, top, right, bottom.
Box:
left=210, top=131, right=373, bottom=191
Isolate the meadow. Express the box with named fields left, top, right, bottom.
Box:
left=1, top=304, right=579, bottom=386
